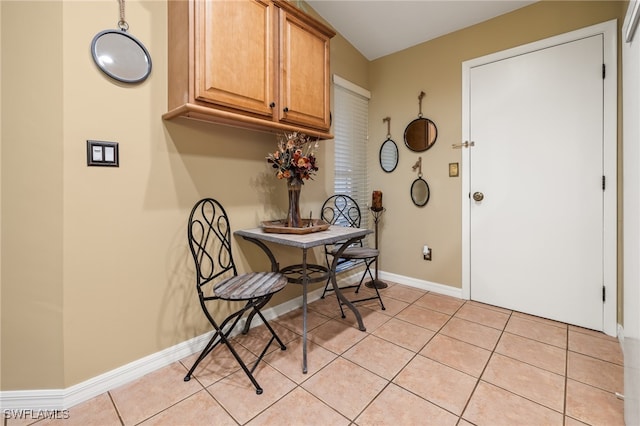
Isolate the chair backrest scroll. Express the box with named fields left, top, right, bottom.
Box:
left=187, top=198, right=238, bottom=295
left=321, top=194, right=362, bottom=228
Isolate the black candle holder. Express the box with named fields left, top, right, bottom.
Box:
left=365, top=206, right=388, bottom=289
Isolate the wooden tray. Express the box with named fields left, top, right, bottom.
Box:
left=261, top=219, right=330, bottom=234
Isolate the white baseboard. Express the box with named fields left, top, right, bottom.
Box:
left=619, top=323, right=625, bottom=343
left=379, top=270, right=464, bottom=299
left=0, top=271, right=458, bottom=410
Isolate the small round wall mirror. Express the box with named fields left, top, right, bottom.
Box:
left=411, top=177, right=430, bottom=207
left=379, top=138, right=399, bottom=172
left=404, top=117, right=438, bottom=152
left=91, top=29, right=152, bottom=84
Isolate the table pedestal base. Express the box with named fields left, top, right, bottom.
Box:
left=365, top=279, right=388, bottom=289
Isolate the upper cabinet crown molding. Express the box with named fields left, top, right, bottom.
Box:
left=164, top=0, right=335, bottom=139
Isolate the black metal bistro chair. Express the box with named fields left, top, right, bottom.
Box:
left=320, top=194, right=385, bottom=316
left=183, top=198, right=288, bottom=394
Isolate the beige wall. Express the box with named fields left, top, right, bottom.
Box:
left=367, top=0, right=626, bottom=290
left=0, top=0, right=626, bottom=392
left=2, top=1, right=65, bottom=389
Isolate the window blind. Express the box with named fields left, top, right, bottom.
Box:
left=332, top=75, right=370, bottom=221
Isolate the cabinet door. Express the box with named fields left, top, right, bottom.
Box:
left=195, top=0, right=275, bottom=118
left=278, top=8, right=331, bottom=131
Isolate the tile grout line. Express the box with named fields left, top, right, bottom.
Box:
left=106, top=390, right=125, bottom=426
left=456, top=306, right=514, bottom=425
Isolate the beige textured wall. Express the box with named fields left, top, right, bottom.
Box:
left=367, top=0, right=626, bottom=289
left=2, top=1, right=65, bottom=389
left=0, top=0, right=626, bottom=392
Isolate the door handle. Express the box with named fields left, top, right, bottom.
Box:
left=473, top=192, right=484, bottom=201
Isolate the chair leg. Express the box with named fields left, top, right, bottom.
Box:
left=220, top=331, right=265, bottom=394
left=242, top=295, right=272, bottom=334
left=320, top=276, right=332, bottom=299
left=324, top=258, right=386, bottom=315
left=324, top=273, right=346, bottom=318
left=184, top=303, right=247, bottom=382
left=248, top=308, right=287, bottom=379
left=253, top=306, right=287, bottom=351
left=333, top=260, right=386, bottom=312
left=335, top=282, right=347, bottom=318
left=233, top=299, right=288, bottom=393
left=184, top=301, right=274, bottom=395
left=323, top=275, right=348, bottom=318
left=361, top=259, right=385, bottom=310
left=183, top=330, right=223, bottom=382
left=369, top=273, right=386, bottom=311
left=354, top=260, right=375, bottom=293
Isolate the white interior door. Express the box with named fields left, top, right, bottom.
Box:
left=468, top=35, right=605, bottom=330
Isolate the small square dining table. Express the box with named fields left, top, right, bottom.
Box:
left=234, top=225, right=372, bottom=373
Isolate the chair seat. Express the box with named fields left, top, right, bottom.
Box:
left=214, top=272, right=288, bottom=301
left=329, top=246, right=379, bottom=260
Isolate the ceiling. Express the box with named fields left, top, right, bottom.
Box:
left=306, top=0, right=538, bottom=60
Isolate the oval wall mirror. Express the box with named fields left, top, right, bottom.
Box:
left=91, top=29, right=152, bottom=84
left=379, top=138, right=399, bottom=172
left=404, top=117, right=438, bottom=152
left=411, top=177, right=430, bottom=207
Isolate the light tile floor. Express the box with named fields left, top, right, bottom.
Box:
left=13, top=282, right=625, bottom=426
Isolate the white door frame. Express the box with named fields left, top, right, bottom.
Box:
left=461, top=20, right=618, bottom=336
left=623, top=1, right=640, bottom=422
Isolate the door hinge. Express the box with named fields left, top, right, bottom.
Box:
left=602, top=64, right=606, bottom=79
left=602, top=175, right=606, bottom=190
left=602, top=285, right=606, bottom=302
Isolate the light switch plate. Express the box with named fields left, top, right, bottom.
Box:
left=449, top=162, right=459, bottom=177
left=87, top=140, right=119, bottom=167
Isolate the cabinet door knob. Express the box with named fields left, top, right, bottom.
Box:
left=283, top=107, right=289, bottom=113
left=269, top=102, right=275, bottom=108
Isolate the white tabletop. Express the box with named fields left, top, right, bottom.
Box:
left=234, top=225, right=372, bottom=249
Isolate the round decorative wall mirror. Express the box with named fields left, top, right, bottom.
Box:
left=404, top=91, right=438, bottom=152
left=91, top=0, right=152, bottom=85
left=411, top=177, right=430, bottom=207
left=379, top=138, right=398, bottom=172
left=91, top=29, right=152, bottom=83
left=404, top=117, right=438, bottom=152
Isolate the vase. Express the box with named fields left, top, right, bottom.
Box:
left=286, top=177, right=303, bottom=228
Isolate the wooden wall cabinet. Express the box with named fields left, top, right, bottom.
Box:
left=164, top=0, right=335, bottom=139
